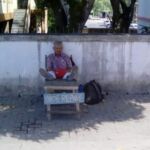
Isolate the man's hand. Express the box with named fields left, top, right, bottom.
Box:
left=47, top=67, right=53, bottom=72
left=67, top=68, right=72, bottom=73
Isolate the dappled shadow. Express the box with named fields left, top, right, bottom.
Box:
left=0, top=93, right=149, bottom=142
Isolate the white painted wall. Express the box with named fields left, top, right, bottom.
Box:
left=30, top=0, right=36, bottom=10
left=0, top=39, right=150, bottom=95
left=0, top=0, right=17, bottom=14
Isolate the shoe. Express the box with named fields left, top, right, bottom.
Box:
left=67, top=74, right=77, bottom=81
left=64, top=76, right=77, bottom=82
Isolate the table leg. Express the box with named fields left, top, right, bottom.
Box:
left=76, top=102, right=81, bottom=119
left=47, top=105, right=51, bottom=120
left=73, top=89, right=81, bottom=119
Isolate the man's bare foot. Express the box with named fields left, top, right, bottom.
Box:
left=39, top=68, right=54, bottom=80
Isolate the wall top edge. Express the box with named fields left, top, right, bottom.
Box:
left=0, top=34, right=150, bottom=42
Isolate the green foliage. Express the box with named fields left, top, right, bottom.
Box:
left=48, top=8, right=56, bottom=32
left=35, top=0, right=45, bottom=8
left=92, top=0, right=112, bottom=16
left=35, top=0, right=56, bottom=32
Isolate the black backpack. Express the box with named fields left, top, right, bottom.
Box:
left=84, top=80, right=104, bottom=105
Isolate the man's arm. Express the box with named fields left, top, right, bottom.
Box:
left=65, top=55, right=73, bottom=72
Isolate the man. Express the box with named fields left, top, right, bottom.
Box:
left=39, top=41, right=77, bottom=80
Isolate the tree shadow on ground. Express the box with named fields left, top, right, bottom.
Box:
left=0, top=93, right=149, bottom=142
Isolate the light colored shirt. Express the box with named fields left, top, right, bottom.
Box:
left=47, top=53, right=72, bottom=70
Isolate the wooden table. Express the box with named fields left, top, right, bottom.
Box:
left=44, top=80, right=84, bottom=120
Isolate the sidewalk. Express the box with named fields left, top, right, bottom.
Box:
left=0, top=93, right=150, bottom=150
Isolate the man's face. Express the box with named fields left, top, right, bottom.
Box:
left=53, top=44, right=63, bottom=55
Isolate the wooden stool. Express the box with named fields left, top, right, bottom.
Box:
left=44, top=80, right=84, bottom=120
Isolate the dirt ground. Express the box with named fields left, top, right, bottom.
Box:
left=0, top=93, right=150, bottom=150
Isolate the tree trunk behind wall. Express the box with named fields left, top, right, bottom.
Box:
left=47, top=0, right=95, bottom=33
left=110, top=0, right=136, bottom=33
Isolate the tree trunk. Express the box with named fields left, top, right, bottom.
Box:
left=110, top=0, right=136, bottom=33
left=47, top=0, right=95, bottom=33
left=110, top=0, right=120, bottom=31
left=49, top=0, right=67, bottom=32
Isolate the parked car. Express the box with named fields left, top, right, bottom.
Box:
left=138, top=25, right=150, bottom=34
left=129, top=23, right=138, bottom=30
left=84, top=17, right=111, bottom=29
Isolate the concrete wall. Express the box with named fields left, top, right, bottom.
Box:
left=0, top=35, right=150, bottom=96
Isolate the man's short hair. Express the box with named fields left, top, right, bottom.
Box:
left=53, top=41, right=63, bottom=47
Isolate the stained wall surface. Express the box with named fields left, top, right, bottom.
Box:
left=0, top=35, right=150, bottom=96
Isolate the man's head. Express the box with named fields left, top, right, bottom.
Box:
left=53, top=41, right=63, bottom=55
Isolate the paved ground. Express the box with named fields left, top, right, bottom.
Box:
left=0, top=93, right=150, bottom=150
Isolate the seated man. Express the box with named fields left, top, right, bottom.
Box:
left=39, top=41, right=77, bottom=81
